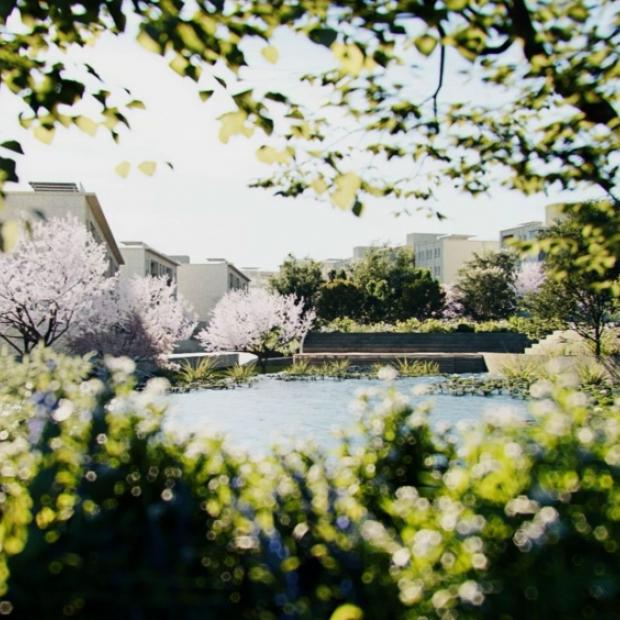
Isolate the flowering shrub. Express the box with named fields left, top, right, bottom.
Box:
left=0, top=349, right=619, bottom=618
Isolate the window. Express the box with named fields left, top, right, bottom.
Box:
left=229, top=273, right=234, bottom=288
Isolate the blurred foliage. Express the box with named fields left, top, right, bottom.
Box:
left=1, top=348, right=620, bottom=618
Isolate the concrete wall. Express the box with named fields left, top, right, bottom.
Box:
left=177, top=263, right=227, bottom=322
left=304, top=332, right=532, bottom=354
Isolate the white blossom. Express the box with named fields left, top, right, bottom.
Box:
left=197, top=289, right=314, bottom=358
left=0, top=217, right=114, bottom=354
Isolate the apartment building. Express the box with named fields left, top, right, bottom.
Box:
left=407, top=232, right=499, bottom=284
left=120, top=241, right=179, bottom=285
left=4, top=181, right=124, bottom=274
left=174, top=258, right=250, bottom=323
left=499, top=221, right=545, bottom=262
left=240, top=267, right=277, bottom=290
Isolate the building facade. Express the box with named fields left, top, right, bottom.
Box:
left=120, top=242, right=179, bottom=284
left=174, top=258, right=250, bottom=323
left=240, top=267, right=277, bottom=290
left=499, top=221, right=545, bottom=262
left=4, top=181, right=124, bottom=274
left=407, top=233, right=499, bottom=284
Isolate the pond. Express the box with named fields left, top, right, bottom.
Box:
left=165, top=376, right=529, bottom=455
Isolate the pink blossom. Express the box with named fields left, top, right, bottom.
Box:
left=0, top=217, right=114, bottom=354
left=197, top=289, right=314, bottom=358
left=515, top=262, right=545, bottom=297
left=71, top=276, right=196, bottom=364
left=441, top=284, right=464, bottom=319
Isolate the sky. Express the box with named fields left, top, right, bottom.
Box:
left=1, top=25, right=589, bottom=270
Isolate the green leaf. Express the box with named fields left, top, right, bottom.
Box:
left=138, top=161, right=157, bottom=176
left=414, top=34, right=438, bottom=56
left=0, top=157, right=18, bottom=183
left=330, top=172, right=361, bottom=210
left=214, top=76, right=227, bottom=89
left=0, top=140, right=23, bottom=154
left=308, top=28, right=337, bottom=48
left=332, top=43, right=365, bottom=76
left=330, top=604, right=363, bottom=620
left=256, top=145, right=293, bottom=165
left=127, top=99, right=146, bottom=110
left=115, top=161, right=131, bottom=178
left=33, top=125, right=55, bottom=144
left=1, top=219, right=21, bottom=252
left=137, top=30, right=160, bottom=54
left=169, top=54, right=189, bottom=77
left=261, top=45, right=279, bottom=64
left=199, top=90, right=214, bottom=102
left=265, top=91, right=289, bottom=104
left=74, top=116, right=98, bottom=136
left=218, top=111, right=254, bottom=143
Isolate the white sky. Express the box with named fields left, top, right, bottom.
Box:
left=1, top=26, right=593, bottom=270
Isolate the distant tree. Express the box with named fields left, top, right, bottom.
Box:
left=0, top=217, right=114, bottom=354
left=70, top=276, right=196, bottom=364
left=268, top=254, right=325, bottom=314
left=351, top=247, right=443, bottom=322
left=515, top=262, right=546, bottom=298
left=441, top=284, right=464, bottom=320
left=528, top=219, right=619, bottom=356
left=198, top=289, right=315, bottom=369
left=456, top=252, right=518, bottom=320
left=316, top=279, right=365, bottom=322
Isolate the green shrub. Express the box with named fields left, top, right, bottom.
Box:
left=226, top=362, right=257, bottom=384
left=394, top=358, right=440, bottom=377
left=175, top=356, right=218, bottom=385
left=1, top=348, right=620, bottom=618
left=320, top=317, right=561, bottom=340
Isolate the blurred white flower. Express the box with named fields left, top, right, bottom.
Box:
left=377, top=365, right=398, bottom=382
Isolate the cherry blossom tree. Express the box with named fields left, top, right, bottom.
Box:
left=70, top=276, right=196, bottom=364
left=198, top=289, right=315, bottom=368
left=515, top=262, right=546, bottom=297
left=0, top=217, right=114, bottom=355
left=441, top=284, right=464, bottom=320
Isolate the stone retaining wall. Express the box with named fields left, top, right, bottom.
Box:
left=303, top=332, right=532, bottom=354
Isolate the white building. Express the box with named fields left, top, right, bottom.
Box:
left=120, top=241, right=179, bottom=285
left=240, top=267, right=276, bottom=290
left=406, top=233, right=499, bottom=284
left=4, top=181, right=124, bottom=274
left=174, top=258, right=250, bottom=323
left=499, top=221, right=545, bottom=262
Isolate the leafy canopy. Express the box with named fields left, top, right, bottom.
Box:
left=1, top=1, right=618, bottom=211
